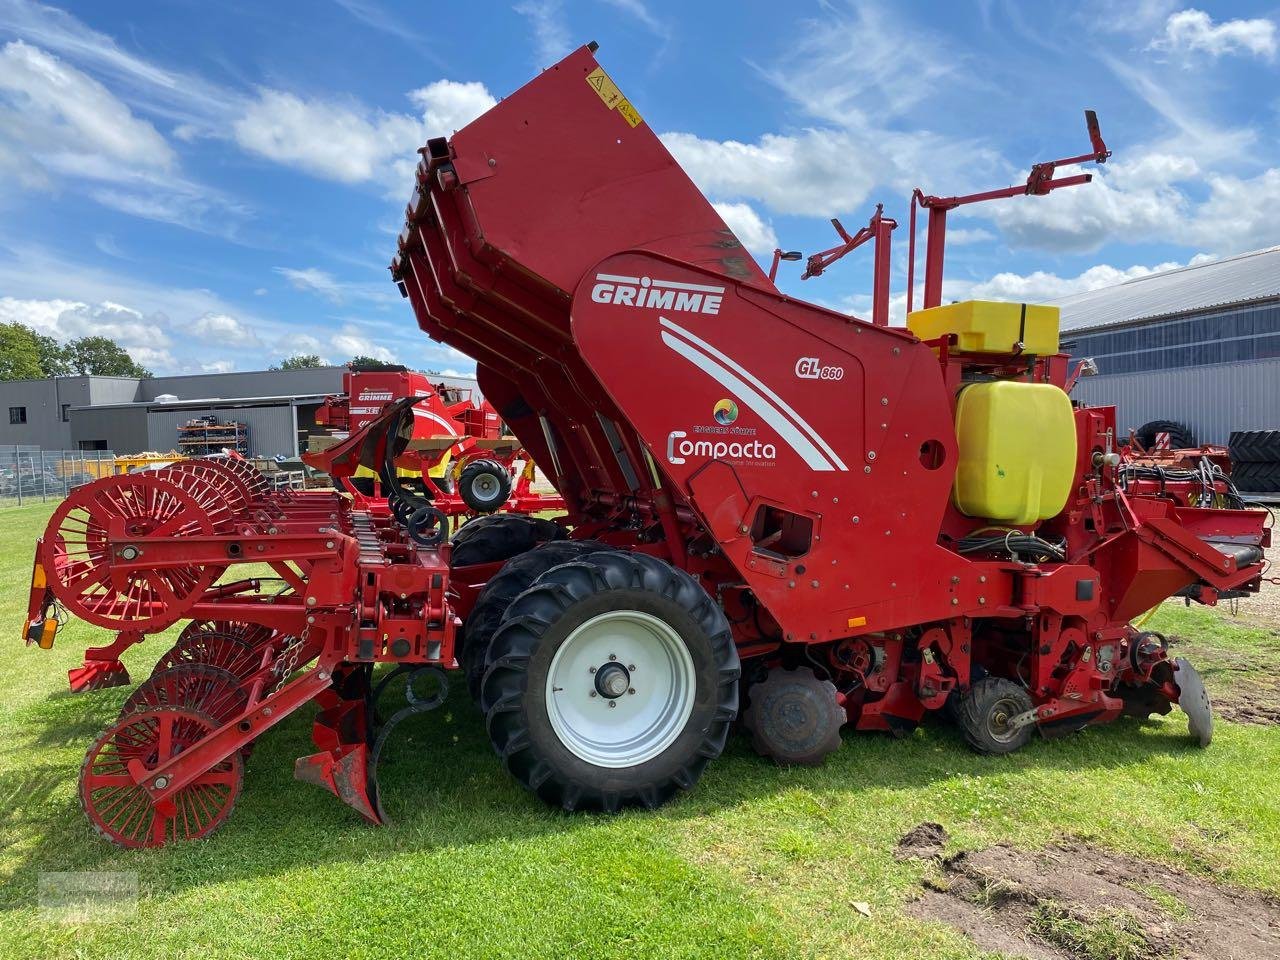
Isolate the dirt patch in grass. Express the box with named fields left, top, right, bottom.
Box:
left=905, top=831, right=1280, bottom=959
left=895, top=821, right=948, bottom=860
left=1166, top=633, right=1280, bottom=725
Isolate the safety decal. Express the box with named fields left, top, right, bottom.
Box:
left=585, top=66, right=643, bottom=128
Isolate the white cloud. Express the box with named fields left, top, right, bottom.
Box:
left=331, top=324, right=395, bottom=362
left=200, top=359, right=235, bottom=374
left=966, top=261, right=1185, bottom=302
left=712, top=202, right=778, bottom=255
left=274, top=266, right=393, bottom=305
left=0, top=40, right=173, bottom=189
left=758, top=1, right=958, bottom=126
left=662, top=129, right=878, bottom=218
left=985, top=151, right=1280, bottom=257
left=191, top=312, right=262, bottom=347
left=234, top=89, right=420, bottom=185
left=838, top=257, right=1191, bottom=327
left=1150, top=8, right=1277, bottom=59
left=0, top=296, right=175, bottom=370
left=0, top=40, right=250, bottom=233
left=514, top=0, right=572, bottom=66
left=275, top=266, right=346, bottom=302
left=599, top=0, right=669, bottom=41
left=234, top=79, right=495, bottom=190
left=409, top=80, right=497, bottom=137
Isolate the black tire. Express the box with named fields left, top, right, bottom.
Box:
left=954, top=677, right=1035, bottom=755
left=1135, top=419, right=1197, bottom=450
left=481, top=551, right=740, bottom=812
left=1228, top=429, right=1280, bottom=464
left=449, top=513, right=565, bottom=567
left=742, top=667, right=843, bottom=766
left=458, top=458, right=513, bottom=513
left=1232, top=460, right=1280, bottom=493
left=461, top=539, right=612, bottom=702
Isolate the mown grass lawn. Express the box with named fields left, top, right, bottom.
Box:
left=0, top=499, right=1277, bottom=959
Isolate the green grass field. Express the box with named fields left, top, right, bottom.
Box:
left=1, top=500, right=1277, bottom=959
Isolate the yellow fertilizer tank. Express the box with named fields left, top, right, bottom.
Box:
left=952, top=381, right=1077, bottom=525
left=908, top=300, right=1060, bottom=355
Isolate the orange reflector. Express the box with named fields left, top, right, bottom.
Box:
left=31, top=561, right=46, bottom=590
left=38, top=618, right=57, bottom=649
left=847, top=616, right=867, bottom=629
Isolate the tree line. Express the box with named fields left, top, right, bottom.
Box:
left=0, top=322, right=153, bottom=380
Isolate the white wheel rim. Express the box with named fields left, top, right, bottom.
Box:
left=545, top=610, right=696, bottom=768
left=471, top=472, right=503, bottom=503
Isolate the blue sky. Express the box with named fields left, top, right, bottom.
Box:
left=0, top=0, right=1276, bottom=376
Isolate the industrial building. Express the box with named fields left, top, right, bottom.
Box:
left=0, top=367, right=479, bottom=457
left=1057, top=245, right=1280, bottom=445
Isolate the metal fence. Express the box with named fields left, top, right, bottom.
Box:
left=1, top=448, right=117, bottom=509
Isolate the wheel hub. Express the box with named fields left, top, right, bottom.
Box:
left=594, top=661, right=631, bottom=699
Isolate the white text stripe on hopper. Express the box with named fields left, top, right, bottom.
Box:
left=659, top=317, right=848, bottom=471
left=660, top=330, right=838, bottom=471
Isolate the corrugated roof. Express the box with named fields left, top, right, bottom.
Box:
left=1050, top=245, right=1280, bottom=333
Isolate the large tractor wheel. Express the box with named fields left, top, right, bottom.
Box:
left=481, top=551, right=739, bottom=811
left=1135, top=419, right=1197, bottom=450
left=458, top=458, right=513, bottom=513
left=461, top=539, right=611, bottom=703
left=953, top=677, right=1035, bottom=755
left=449, top=513, right=565, bottom=567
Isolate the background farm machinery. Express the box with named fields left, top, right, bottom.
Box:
left=315, top=365, right=564, bottom=517
left=24, top=45, right=1270, bottom=848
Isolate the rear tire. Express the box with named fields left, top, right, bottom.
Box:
left=1135, top=419, right=1197, bottom=450
left=461, top=539, right=611, bottom=702
left=481, top=551, right=739, bottom=811
left=449, top=513, right=565, bottom=567
left=954, top=677, right=1035, bottom=755
left=458, top=458, right=512, bottom=513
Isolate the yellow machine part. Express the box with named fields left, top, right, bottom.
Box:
left=952, top=381, right=1077, bottom=525
left=908, top=300, right=1060, bottom=355
left=353, top=450, right=452, bottom=480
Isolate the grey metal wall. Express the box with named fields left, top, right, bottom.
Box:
left=1073, top=357, right=1280, bottom=445
left=146, top=404, right=299, bottom=457
left=140, top=367, right=345, bottom=402
left=0, top=379, right=72, bottom=448
left=86, top=377, right=143, bottom=405
left=71, top=406, right=150, bottom=453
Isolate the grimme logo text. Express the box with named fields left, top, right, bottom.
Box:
left=592, top=273, right=724, bottom=315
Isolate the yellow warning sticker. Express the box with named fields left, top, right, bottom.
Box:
left=586, top=66, right=644, bottom=127
left=616, top=100, right=642, bottom=128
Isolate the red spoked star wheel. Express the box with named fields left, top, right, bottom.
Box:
left=41, top=474, right=223, bottom=633
left=79, top=707, right=243, bottom=848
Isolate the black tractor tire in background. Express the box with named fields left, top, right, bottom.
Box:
left=953, top=677, right=1036, bottom=755
left=458, top=458, right=513, bottom=513
left=449, top=513, right=566, bottom=567
left=1228, top=429, right=1280, bottom=464
left=460, top=539, right=611, bottom=702
left=1134, top=419, right=1197, bottom=450
left=481, top=550, right=740, bottom=812
left=1231, top=461, right=1280, bottom=493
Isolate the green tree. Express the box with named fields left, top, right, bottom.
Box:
left=63, top=336, right=153, bottom=378
left=0, top=322, right=76, bottom=379
left=348, top=355, right=400, bottom=370
left=271, top=354, right=324, bottom=370
left=0, top=322, right=48, bottom=380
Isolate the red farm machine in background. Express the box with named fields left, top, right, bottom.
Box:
left=23, top=45, right=1270, bottom=847
left=315, top=365, right=563, bottom=518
